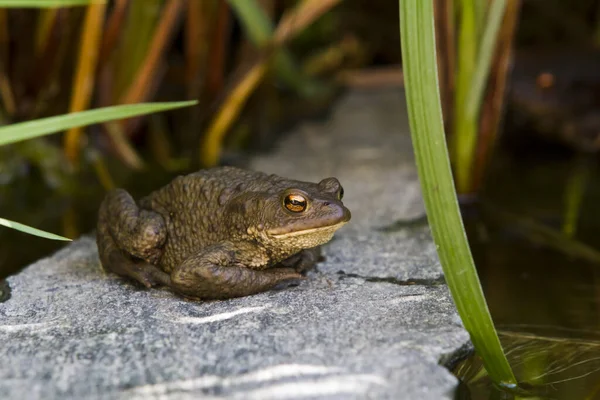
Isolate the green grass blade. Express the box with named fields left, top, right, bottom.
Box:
left=466, top=0, right=507, bottom=118
left=226, top=0, right=272, bottom=45
left=226, top=0, right=320, bottom=97
left=0, top=0, right=103, bottom=7
left=452, top=0, right=477, bottom=193
left=0, top=218, right=71, bottom=241
left=0, top=101, right=197, bottom=146
left=399, top=0, right=517, bottom=387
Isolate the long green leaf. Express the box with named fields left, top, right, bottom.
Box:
left=0, top=101, right=197, bottom=146
left=452, top=0, right=478, bottom=193
left=399, top=0, right=517, bottom=387
left=466, top=0, right=507, bottom=118
left=0, top=0, right=102, bottom=7
left=0, top=218, right=71, bottom=241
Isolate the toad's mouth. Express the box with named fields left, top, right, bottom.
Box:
left=268, top=220, right=349, bottom=239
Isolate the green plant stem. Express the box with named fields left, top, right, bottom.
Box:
left=399, top=0, right=517, bottom=387
left=466, top=0, right=507, bottom=118
left=452, top=0, right=477, bottom=193
left=0, top=0, right=103, bottom=6
left=0, top=218, right=71, bottom=241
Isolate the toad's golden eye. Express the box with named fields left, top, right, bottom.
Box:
left=284, top=194, right=307, bottom=212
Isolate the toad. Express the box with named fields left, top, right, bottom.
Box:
left=96, top=166, right=351, bottom=300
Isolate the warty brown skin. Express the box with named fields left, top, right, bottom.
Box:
left=96, top=166, right=351, bottom=300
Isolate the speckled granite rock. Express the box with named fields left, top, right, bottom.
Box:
left=0, top=89, right=471, bottom=400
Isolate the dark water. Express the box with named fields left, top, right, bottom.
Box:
left=455, top=148, right=600, bottom=399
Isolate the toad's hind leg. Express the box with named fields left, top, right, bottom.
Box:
left=99, top=188, right=167, bottom=263
left=96, top=188, right=170, bottom=288
left=169, top=245, right=305, bottom=300
left=96, top=220, right=171, bottom=288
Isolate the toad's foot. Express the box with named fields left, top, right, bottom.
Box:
left=279, top=246, right=324, bottom=274
left=170, top=245, right=305, bottom=300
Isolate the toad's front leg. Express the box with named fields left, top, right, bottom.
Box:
left=279, top=246, right=324, bottom=274
left=169, top=243, right=304, bottom=300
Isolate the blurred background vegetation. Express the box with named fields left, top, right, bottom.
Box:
left=2, top=0, right=600, bottom=398
left=0, top=0, right=405, bottom=277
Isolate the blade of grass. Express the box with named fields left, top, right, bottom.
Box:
left=0, top=0, right=103, bottom=6
left=456, top=0, right=507, bottom=194
left=452, top=0, right=478, bottom=193
left=64, top=1, right=107, bottom=165
left=0, top=217, right=71, bottom=241
left=0, top=101, right=197, bottom=146
left=473, top=0, right=487, bottom=36
left=453, top=0, right=507, bottom=194
left=465, top=0, right=507, bottom=120
left=399, top=0, right=517, bottom=387
left=472, top=0, right=521, bottom=192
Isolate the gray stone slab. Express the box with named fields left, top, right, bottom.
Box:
left=0, top=88, right=471, bottom=400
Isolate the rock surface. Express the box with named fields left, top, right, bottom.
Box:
left=0, top=89, right=471, bottom=400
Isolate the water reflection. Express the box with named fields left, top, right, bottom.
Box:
left=456, top=151, right=600, bottom=399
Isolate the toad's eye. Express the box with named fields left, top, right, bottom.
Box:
left=284, top=194, right=307, bottom=213
left=338, top=187, right=344, bottom=200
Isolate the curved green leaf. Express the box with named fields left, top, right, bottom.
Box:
left=399, top=0, right=517, bottom=387
left=0, top=101, right=197, bottom=146
left=0, top=218, right=71, bottom=241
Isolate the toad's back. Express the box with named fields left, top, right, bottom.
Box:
left=138, top=167, right=281, bottom=271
